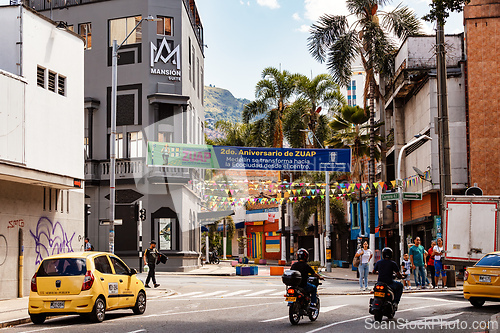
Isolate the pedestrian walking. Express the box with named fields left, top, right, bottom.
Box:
left=427, top=240, right=437, bottom=288
left=433, top=238, right=448, bottom=289
left=143, top=240, right=160, bottom=288
left=401, top=253, right=412, bottom=290
left=84, top=237, right=94, bottom=251
left=409, top=237, right=428, bottom=289
left=355, top=241, right=373, bottom=291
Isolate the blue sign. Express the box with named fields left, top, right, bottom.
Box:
left=212, top=146, right=351, bottom=172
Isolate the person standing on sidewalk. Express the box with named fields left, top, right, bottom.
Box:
left=427, top=240, right=437, bottom=288
left=433, top=238, right=447, bottom=288
left=355, top=241, right=373, bottom=291
left=143, top=240, right=160, bottom=288
left=401, top=253, right=412, bottom=290
left=409, top=237, right=428, bottom=289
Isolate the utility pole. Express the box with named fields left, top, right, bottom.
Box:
left=436, top=22, right=452, bottom=214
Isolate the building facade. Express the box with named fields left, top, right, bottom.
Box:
left=381, top=35, right=468, bottom=258
left=0, top=4, right=84, bottom=298
left=464, top=0, right=500, bottom=195
left=32, top=0, right=205, bottom=271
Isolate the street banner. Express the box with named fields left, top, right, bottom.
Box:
left=147, top=142, right=351, bottom=172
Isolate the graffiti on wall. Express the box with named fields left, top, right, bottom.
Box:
left=30, top=217, right=75, bottom=265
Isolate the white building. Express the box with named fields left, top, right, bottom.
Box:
left=0, top=4, right=84, bottom=299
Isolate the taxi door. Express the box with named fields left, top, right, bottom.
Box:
left=93, top=255, right=120, bottom=309
left=109, top=256, right=136, bottom=308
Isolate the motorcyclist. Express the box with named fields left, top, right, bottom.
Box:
left=290, top=248, right=324, bottom=309
left=373, top=247, right=405, bottom=308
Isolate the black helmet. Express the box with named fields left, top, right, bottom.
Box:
left=382, top=247, right=393, bottom=259
left=297, top=248, right=309, bottom=261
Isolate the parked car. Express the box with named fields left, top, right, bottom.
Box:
left=29, top=252, right=146, bottom=324
left=463, top=251, right=500, bottom=307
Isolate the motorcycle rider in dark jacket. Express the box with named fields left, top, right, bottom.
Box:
left=373, top=247, right=405, bottom=307
left=290, top=248, right=323, bottom=308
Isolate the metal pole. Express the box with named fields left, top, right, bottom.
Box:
left=109, top=39, right=117, bottom=254
left=138, top=200, right=143, bottom=272
left=397, top=135, right=432, bottom=261
left=325, top=171, right=331, bottom=272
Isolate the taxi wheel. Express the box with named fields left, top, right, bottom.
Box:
left=30, top=313, right=46, bottom=324
left=470, top=298, right=485, bottom=308
left=90, top=297, right=106, bottom=323
left=133, top=291, right=146, bottom=315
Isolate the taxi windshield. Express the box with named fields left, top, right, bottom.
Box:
left=476, top=254, right=500, bottom=267
left=37, top=258, right=87, bottom=276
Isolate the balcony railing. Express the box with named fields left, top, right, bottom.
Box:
left=386, top=129, right=394, bottom=150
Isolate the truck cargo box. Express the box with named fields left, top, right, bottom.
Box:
left=444, top=195, right=499, bottom=265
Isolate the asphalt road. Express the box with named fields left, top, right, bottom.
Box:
left=6, top=275, right=500, bottom=333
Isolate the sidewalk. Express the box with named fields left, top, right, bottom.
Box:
left=0, top=263, right=463, bottom=328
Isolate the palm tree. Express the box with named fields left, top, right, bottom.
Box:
left=243, top=67, right=301, bottom=148
left=308, top=0, right=421, bottom=235
left=283, top=74, right=346, bottom=149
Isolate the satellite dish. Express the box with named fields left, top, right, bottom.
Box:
left=465, top=186, right=483, bottom=196
left=413, top=166, right=432, bottom=183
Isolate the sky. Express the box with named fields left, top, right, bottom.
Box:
left=196, top=0, right=465, bottom=101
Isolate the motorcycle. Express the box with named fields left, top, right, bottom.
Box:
left=369, top=282, right=397, bottom=322
left=208, top=250, right=220, bottom=264
left=282, top=270, right=321, bottom=325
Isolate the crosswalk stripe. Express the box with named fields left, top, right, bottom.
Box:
left=245, top=289, right=276, bottom=297
left=270, top=291, right=286, bottom=296
left=192, top=290, right=228, bottom=298
left=168, top=291, right=203, bottom=298
left=221, top=290, right=252, bottom=297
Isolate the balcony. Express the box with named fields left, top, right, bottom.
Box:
left=85, top=158, right=200, bottom=185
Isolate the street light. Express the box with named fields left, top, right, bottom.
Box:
left=396, top=134, right=432, bottom=262
left=109, top=15, right=159, bottom=253
left=300, top=129, right=331, bottom=272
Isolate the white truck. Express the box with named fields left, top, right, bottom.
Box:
left=443, top=195, right=500, bottom=266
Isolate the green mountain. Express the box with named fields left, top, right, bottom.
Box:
left=204, top=85, right=250, bottom=126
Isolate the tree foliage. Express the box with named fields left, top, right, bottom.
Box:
left=422, top=0, right=471, bottom=25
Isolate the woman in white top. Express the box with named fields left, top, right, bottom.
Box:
left=355, top=241, right=373, bottom=291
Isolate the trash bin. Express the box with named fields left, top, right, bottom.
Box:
left=445, top=269, right=456, bottom=287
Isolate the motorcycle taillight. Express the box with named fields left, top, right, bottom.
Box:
left=287, top=288, right=295, bottom=294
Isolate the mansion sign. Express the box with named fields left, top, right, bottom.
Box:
left=150, top=37, right=181, bottom=81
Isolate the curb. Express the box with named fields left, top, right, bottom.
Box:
left=0, top=317, right=31, bottom=328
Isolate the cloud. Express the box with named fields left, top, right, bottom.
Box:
left=257, top=0, right=280, bottom=9
left=296, top=24, right=310, bottom=33
left=239, top=0, right=250, bottom=5
left=293, top=12, right=301, bottom=21
left=303, top=0, right=348, bottom=21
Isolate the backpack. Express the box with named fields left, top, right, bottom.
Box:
left=90, top=244, right=95, bottom=251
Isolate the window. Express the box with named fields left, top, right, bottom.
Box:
left=84, top=137, right=90, bottom=159
left=109, top=16, right=142, bottom=47
left=156, top=16, right=173, bottom=36
left=94, top=256, right=113, bottom=274
left=114, top=133, right=124, bottom=159
left=158, top=131, right=173, bottom=143
left=192, top=46, right=195, bottom=88
left=188, top=38, right=192, bottom=82
left=58, top=75, right=66, bottom=96
left=48, top=71, right=56, bottom=92
left=79, top=23, right=92, bottom=50
left=109, top=256, right=130, bottom=275
left=352, top=203, right=359, bottom=228
left=37, top=66, right=45, bottom=88
left=38, top=258, right=86, bottom=276
left=128, top=131, right=143, bottom=158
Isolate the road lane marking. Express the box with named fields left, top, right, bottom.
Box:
left=399, top=312, right=463, bottom=328
left=270, top=291, right=286, bottom=296
left=404, top=296, right=465, bottom=304
left=167, top=291, right=203, bottom=298
left=127, top=330, right=147, bottom=333
left=221, top=290, right=252, bottom=297
left=156, top=301, right=282, bottom=316
left=260, top=304, right=347, bottom=323
left=191, top=290, right=228, bottom=298
left=245, top=289, right=276, bottom=297
left=306, top=302, right=460, bottom=332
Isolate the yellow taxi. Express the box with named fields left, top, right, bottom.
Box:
left=464, top=251, right=500, bottom=308
left=29, top=252, right=146, bottom=324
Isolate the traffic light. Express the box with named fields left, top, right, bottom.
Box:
left=85, top=204, right=91, bottom=215
left=139, top=208, right=146, bottom=221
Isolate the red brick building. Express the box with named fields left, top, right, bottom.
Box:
left=464, top=0, right=500, bottom=195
